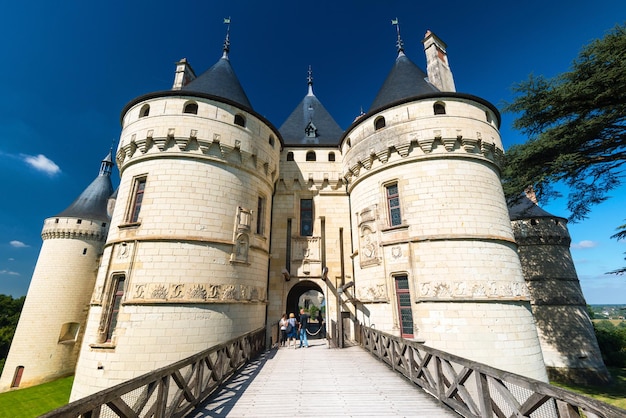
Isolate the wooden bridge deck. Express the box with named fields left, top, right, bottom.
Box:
left=189, top=341, right=459, bottom=417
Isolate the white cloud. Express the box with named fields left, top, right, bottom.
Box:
left=21, top=154, right=61, bottom=175
left=0, top=270, right=20, bottom=276
left=8, top=258, right=14, bottom=261
left=10, top=240, right=29, bottom=248
left=571, top=240, right=598, bottom=249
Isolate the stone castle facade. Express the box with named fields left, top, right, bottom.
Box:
left=0, top=27, right=609, bottom=397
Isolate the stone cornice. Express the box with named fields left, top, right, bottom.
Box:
left=42, top=228, right=107, bottom=242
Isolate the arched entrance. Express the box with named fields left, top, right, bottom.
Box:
left=285, top=280, right=325, bottom=339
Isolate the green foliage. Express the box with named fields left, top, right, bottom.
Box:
left=0, top=294, right=25, bottom=374
left=502, top=24, right=626, bottom=273
left=0, top=376, right=73, bottom=418
left=594, top=320, right=626, bottom=367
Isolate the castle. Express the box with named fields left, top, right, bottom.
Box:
left=0, top=24, right=609, bottom=398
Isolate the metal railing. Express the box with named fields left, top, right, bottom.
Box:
left=361, top=326, right=626, bottom=418
left=41, top=327, right=266, bottom=418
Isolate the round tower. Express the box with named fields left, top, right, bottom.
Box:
left=0, top=153, right=113, bottom=391
left=510, top=192, right=611, bottom=385
left=343, top=30, right=547, bottom=380
left=70, top=34, right=281, bottom=399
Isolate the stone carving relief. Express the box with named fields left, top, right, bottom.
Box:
left=358, top=208, right=380, bottom=268
left=418, top=280, right=531, bottom=300
left=127, top=282, right=266, bottom=303
left=356, top=284, right=388, bottom=303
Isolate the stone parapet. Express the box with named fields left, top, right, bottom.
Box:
left=41, top=217, right=108, bottom=242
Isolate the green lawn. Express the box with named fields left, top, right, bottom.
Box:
left=0, top=376, right=73, bottom=418
left=552, top=368, right=626, bottom=411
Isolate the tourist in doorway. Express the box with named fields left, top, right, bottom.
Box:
left=279, top=313, right=288, bottom=347
left=287, top=313, right=298, bottom=348
left=298, top=308, right=310, bottom=348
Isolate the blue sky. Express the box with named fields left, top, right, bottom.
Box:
left=0, top=1, right=624, bottom=304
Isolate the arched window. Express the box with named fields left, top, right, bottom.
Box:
left=287, top=152, right=294, bottom=161
left=374, top=116, right=386, bottom=130
left=306, top=151, right=316, bottom=161
left=234, top=114, right=246, bottom=127
left=269, top=135, right=275, bottom=148
left=485, top=111, right=493, bottom=124
left=328, top=152, right=335, bottom=162
left=139, top=104, right=150, bottom=118
left=183, top=102, right=198, bottom=114
left=433, top=102, right=446, bottom=115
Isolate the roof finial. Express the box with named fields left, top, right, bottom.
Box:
left=307, top=65, right=314, bottom=96
left=222, top=17, right=231, bottom=59
left=391, top=18, right=404, bottom=54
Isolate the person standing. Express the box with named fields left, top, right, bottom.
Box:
left=278, top=313, right=288, bottom=347
left=287, top=313, right=298, bottom=348
left=298, top=308, right=310, bottom=348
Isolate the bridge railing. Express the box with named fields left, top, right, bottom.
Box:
left=361, top=326, right=625, bottom=418
left=41, top=327, right=266, bottom=418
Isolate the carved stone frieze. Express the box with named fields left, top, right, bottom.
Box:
left=127, top=282, right=266, bottom=303
left=418, top=280, right=530, bottom=300
left=356, top=284, right=388, bottom=302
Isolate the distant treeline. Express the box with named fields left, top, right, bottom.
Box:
left=0, top=294, right=25, bottom=374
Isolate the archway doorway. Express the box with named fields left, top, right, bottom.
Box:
left=285, top=280, right=326, bottom=340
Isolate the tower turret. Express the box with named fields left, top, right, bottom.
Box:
left=509, top=192, right=611, bottom=385
left=0, top=152, right=113, bottom=391
left=342, top=27, right=547, bottom=381
left=70, top=24, right=282, bottom=400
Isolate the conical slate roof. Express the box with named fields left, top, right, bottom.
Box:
left=181, top=56, right=252, bottom=110
left=279, top=72, right=344, bottom=146
left=369, top=51, right=439, bottom=113
left=508, top=194, right=557, bottom=221
left=56, top=152, right=114, bottom=222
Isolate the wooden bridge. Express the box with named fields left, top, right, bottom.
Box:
left=42, top=327, right=626, bottom=418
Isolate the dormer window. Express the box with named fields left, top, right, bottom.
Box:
left=287, top=152, right=294, bottom=161
left=234, top=114, right=246, bottom=127
left=328, top=152, right=335, bottom=162
left=139, top=104, right=150, bottom=118
left=183, top=102, right=198, bottom=114
left=374, top=116, right=386, bottom=130
left=306, top=151, right=316, bottom=161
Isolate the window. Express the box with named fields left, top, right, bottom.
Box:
left=328, top=152, right=335, bottom=162
left=386, top=183, right=402, bottom=226
left=434, top=102, right=446, bottom=115
left=374, top=116, right=386, bottom=130
left=234, top=114, right=246, bottom=127
left=58, top=322, right=80, bottom=343
left=82, top=248, right=87, bottom=255
left=11, top=366, right=24, bottom=388
left=105, top=276, right=125, bottom=343
left=256, top=196, right=265, bottom=235
left=139, top=104, right=150, bottom=118
left=183, top=102, right=198, bottom=114
left=269, top=135, right=275, bottom=147
left=300, top=199, right=313, bottom=236
left=485, top=111, right=493, bottom=124
left=77, top=219, right=82, bottom=224
left=306, top=151, right=316, bottom=161
left=395, top=275, right=414, bottom=338
left=128, top=177, right=146, bottom=223
left=286, top=152, right=294, bottom=161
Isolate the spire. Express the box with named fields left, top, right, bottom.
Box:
left=307, top=65, right=314, bottom=96
left=222, top=17, right=231, bottom=59
left=391, top=18, right=404, bottom=55
left=99, top=149, right=113, bottom=177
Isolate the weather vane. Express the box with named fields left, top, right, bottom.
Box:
left=223, top=17, right=231, bottom=56
left=391, top=17, right=404, bottom=52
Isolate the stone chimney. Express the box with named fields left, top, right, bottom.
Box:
left=422, top=31, right=456, bottom=92
left=172, top=58, right=197, bottom=90
left=524, top=185, right=538, bottom=204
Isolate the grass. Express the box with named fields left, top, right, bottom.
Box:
left=0, top=376, right=73, bottom=418
left=552, top=368, right=626, bottom=411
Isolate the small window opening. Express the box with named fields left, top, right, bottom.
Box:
left=58, top=322, right=80, bottom=343
left=82, top=248, right=87, bottom=255
left=102, top=222, right=107, bottom=227
left=139, top=104, right=150, bottom=118
left=234, top=114, right=246, bottom=127
left=11, top=366, right=24, bottom=388
left=287, top=152, right=294, bottom=161
left=306, top=151, right=316, bottom=161
left=183, top=102, right=198, bottom=114
left=485, top=111, right=492, bottom=123
left=328, top=152, right=335, bottom=162
left=434, top=102, right=446, bottom=115
left=55, top=218, right=59, bottom=224
left=269, top=135, right=275, bottom=147
left=77, top=219, right=82, bottom=224
left=374, top=116, right=386, bottom=130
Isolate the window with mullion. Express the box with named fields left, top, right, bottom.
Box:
left=300, top=199, right=313, bottom=236
left=128, top=177, right=146, bottom=223
left=394, top=275, right=414, bottom=338
left=386, top=183, right=402, bottom=226
left=105, top=276, right=125, bottom=342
